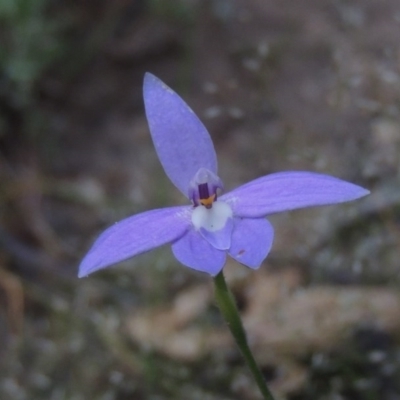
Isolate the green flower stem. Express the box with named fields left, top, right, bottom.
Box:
left=213, top=270, right=276, bottom=400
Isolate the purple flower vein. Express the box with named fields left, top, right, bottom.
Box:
left=78, top=73, right=369, bottom=277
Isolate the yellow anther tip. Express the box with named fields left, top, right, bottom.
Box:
left=200, top=194, right=216, bottom=207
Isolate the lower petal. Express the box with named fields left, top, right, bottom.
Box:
left=229, top=218, right=274, bottom=269
left=200, top=217, right=233, bottom=250
left=172, top=229, right=226, bottom=276
left=191, top=201, right=233, bottom=250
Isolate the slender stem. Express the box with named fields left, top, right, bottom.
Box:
left=213, top=271, right=276, bottom=400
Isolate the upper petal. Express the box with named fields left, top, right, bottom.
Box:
left=229, top=217, right=274, bottom=269
left=171, top=229, right=226, bottom=276
left=221, top=171, right=370, bottom=218
left=79, top=206, right=191, bottom=277
left=143, top=73, right=217, bottom=196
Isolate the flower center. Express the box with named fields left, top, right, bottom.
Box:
left=191, top=200, right=233, bottom=231
left=198, top=182, right=216, bottom=208
left=189, top=168, right=223, bottom=209
left=188, top=168, right=233, bottom=246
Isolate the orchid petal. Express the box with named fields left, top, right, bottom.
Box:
left=172, top=229, right=226, bottom=275
left=143, top=73, right=217, bottom=196
left=79, top=206, right=191, bottom=277
left=229, top=218, right=274, bottom=269
left=191, top=200, right=233, bottom=250
left=221, top=171, right=370, bottom=218
left=200, top=217, right=234, bottom=250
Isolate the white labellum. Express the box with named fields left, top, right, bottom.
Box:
left=191, top=201, right=233, bottom=232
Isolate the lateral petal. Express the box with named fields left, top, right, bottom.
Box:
left=171, top=230, right=226, bottom=276
left=79, top=206, right=191, bottom=277
left=143, top=73, right=217, bottom=196
left=221, top=171, right=369, bottom=218
left=229, top=218, right=274, bottom=269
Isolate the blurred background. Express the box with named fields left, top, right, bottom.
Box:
left=1, top=0, right=400, bottom=399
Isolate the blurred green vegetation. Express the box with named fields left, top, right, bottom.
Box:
left=0, top=0, right=65, bottom=110
left=0, top=0, right=196, bottom=142
left=147, top=0, right=195, bottom=21
left=0, top=0, right=70, bottom=148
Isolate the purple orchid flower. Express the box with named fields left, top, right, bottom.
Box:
left=78, top=73, right=369, bottom=278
